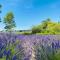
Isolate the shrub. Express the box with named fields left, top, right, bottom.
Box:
left=32, top=26, right=41, bottom=34
left=23, top=32, right=32, bottom=35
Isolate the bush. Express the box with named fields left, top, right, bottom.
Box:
left=32, top=26, right=41, bottom=34
left=23, top=32, right=32, bottom=35
left=31, top=19, right=60, bottom=34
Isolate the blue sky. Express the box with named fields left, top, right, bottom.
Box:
left=0, top=0, right=60, bottom=30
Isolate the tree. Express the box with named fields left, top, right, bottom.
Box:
left=4, top=12, right=16, bottom=31
left=31, top=18, right=60, bottom=34
left=32, top=26, right=41, bottom=34
left=42, top=18, right=51, bottom=29
left=31, top=18, right=51, bottom=34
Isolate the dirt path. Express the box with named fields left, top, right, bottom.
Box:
left=22, top=39, right=36, bottom=60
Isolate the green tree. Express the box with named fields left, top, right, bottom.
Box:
left=31, top=18, right=51, bottom=34
left=31, top=18, right=60, bottom=34
left=4, top=12, right=16, bottom=31
left=41, top=18, right=51, bottom=30
left=32, top=25, right=41, bottom=34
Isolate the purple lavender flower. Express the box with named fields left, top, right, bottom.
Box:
left=12, top=55, right=17, bottom=60
left=3, top=49, right=7, bottom=55
left=7, top=50, right=11, bottom=56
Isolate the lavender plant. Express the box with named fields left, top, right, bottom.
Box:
left=34, top=39, right=60, bottom=60
left=0, top=33, right=24, bottom=60
left=0, top=33, right=60, bottom=60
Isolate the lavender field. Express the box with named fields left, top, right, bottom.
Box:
left=1, top=0, right=60, bottom=60
left=0, top=32, right=60, bottom=60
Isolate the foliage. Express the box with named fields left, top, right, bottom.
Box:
left=3, top=12, right=16, bottom=31
left=23, top=32, right=32, bottom=35
left=32, top=18, right=60, bottom=34
left=32, top=25, right=42, bottom=34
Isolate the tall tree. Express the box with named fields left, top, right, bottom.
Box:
left=4, top=12, right=16, bottom=31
